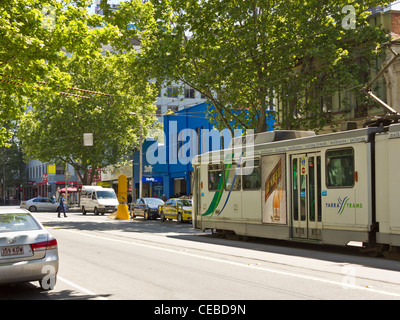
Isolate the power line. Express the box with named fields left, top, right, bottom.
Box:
left=0, top=73, right=114, bottom=99
left=0, top=78, right=91, bottom=100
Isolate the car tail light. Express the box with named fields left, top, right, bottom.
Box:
left=31, top=238, right=58, bottom=252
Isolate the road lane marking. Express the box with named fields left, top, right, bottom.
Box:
left=55, top=228, right=400, bottom=298
left=57, top=276, right=108, bottom=300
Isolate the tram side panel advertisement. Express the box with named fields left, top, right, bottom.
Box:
left=262, top=154, right=286, bottom=224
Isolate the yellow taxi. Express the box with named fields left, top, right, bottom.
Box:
left=159, top=198, right=192, bottom=223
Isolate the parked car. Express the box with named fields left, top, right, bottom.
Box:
left=0, top=207, right=59, bottom=290
left=131, top=198, right=165, bottom=220
left=159, top=198, right=192, bottom=223
left=20, top=197, right=68, bottom=213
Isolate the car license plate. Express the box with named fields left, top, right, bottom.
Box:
left=1, top=246, right=24, bottom=257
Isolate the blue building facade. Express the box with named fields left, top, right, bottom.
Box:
left=132, top=102, right=274, bottom=199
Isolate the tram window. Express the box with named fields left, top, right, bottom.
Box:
left=208, top=164, right=223, bottom=191
left=326, top=149, right=354, bottom=188
left=242, top=159, right=261, bottom=190
left=224, top=165, right=242, bottom=191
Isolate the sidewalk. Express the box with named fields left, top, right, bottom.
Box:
left=67, top=205, right=82, bottom=213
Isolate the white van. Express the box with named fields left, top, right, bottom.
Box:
left=80, top=186, right=118, bottom=215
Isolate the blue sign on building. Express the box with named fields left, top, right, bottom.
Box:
left=142, top=177, right=163, bottom=183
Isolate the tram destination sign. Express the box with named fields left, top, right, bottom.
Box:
left=255, top=136, right=368, bottom=156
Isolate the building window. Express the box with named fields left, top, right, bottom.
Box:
left=167, top=86, right=178, bottom=97
left=168, top=105, right=178, bottom=113
left=56, top=164, right=65, bottom=175
left=320, top=95, right=333, bottom=113
left=184, top=87, right=195, bottom=99
left=156, top=105, right=162, bottom=116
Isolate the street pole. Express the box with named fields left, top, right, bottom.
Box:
left=65, top=162, right=68, bottom=203
left=139, top=122, right=143, bottom=199
left=3, top=149, right=5, bottom=205
left=130, top=112, right=143, bottom=200
left=132, top=151, right=135, bottom=204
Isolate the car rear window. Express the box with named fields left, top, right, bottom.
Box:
left=0, top=213, right=42, bottom=233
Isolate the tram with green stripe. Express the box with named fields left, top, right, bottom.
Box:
left=192, top=125, right=400, bottom=254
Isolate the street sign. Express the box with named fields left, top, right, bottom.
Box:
left=142, top=177, right=163, bottom=183
left=83, top=133, right=93, bottom=146
left=300, top=156, right=308, bottom=175
left=43, top=173, right=48, bottom=182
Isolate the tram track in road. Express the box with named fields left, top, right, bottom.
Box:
left=49, top=227, right=323, bottom=299
left=50, top=222, right=400, bottom=299
left=31, top=211, right=400, bottom=299
left=203, top=234, right=400, bottom=293
left=83, top=221, right=400, bottom=285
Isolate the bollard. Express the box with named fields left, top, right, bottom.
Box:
left=116, top=174, right=130, bottom=220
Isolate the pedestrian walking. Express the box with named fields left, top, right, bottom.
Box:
left=58, top=193, right=67, bottom=218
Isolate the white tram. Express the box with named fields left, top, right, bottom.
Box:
left=192, top=124, right=400, bottom=254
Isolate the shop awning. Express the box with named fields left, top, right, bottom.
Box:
left=57, top=187, right=79, bottom=193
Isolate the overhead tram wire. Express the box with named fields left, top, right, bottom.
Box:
left=0, top=72, right=232, bottom=119
left=0, top=73, right=115, bottom=99
left=0, top=73, right=220, bottom=120
left=0, top=77, right=90, bottom=99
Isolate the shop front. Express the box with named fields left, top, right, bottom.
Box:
left=173, top=177, right=187, bottom=197
left=142, top=176, right=163, bottom=198
left=101, top=161, right=133, bottom=196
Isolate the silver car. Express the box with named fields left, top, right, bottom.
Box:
left=20, top=197, right=68, bottom=212
left=0, top=207, right=59, bottom=290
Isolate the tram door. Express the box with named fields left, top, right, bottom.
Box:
left=193, top=167, right=201, bottom=230
left=291, top=153, right=322, bottom=240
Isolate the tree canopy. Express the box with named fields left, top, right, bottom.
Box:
left=106, top=0, right=390, bottom=132
left=18, top=53, right=157, bottom=184
left=0, top=0, right=116, bottom=146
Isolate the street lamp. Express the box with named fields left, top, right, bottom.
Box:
left=129, top=112, right=143, bottom=201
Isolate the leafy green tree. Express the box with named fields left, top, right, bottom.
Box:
left=18, top=53, right=157, bottom=184
left=105, top=0, right=390, bottom=132
left=0, top=128, right=26, bottom=201
left=0, top=0, right=116, bottom=146
left=274, top=1, right=390, bottom=130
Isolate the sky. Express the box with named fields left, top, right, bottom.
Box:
left=87, top=0, right=126, bottom=14
left=86, top=1, right=400, bottom=14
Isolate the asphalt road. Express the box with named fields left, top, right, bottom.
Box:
left=1, top=209, right=400, bottom=302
